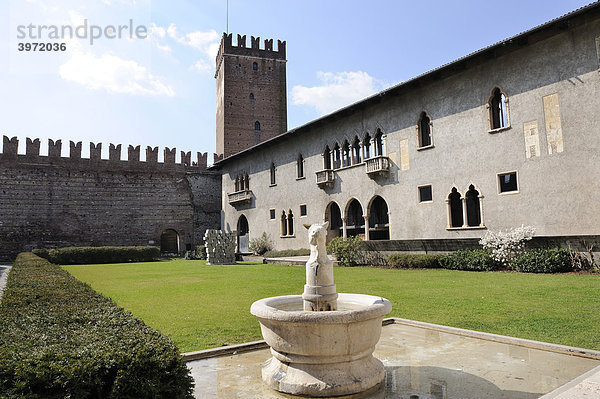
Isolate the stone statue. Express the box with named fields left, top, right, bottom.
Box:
left=302, top=222, right=338, bottom=311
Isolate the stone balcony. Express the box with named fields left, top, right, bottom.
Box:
left=365, top=156, right=390, bottom=176
left=315, top=169, right=334, bottom=188
left=228, top=189, right=252, bottom=205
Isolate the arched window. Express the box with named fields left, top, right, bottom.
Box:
left=281, top=211, right=287, bottom=236
left=249, top=92, right=254, bottom=101
left=333, top=143, right=341, bottom=169
left=363, top=133, right=372, bottom=159
left=465, top=185, right=481, bottom=227
left=448, top=188, right=463, bottom=228
left=160, top=229, right=179, bottom=253
left=374, top=130, right=384, bottom=156
left=270, top=162, right=276, bottom=185
left=342, top=140, right=351, bottom=167
left=417, top=112, right=432, bottom=148
left=237, top=215, right=249, bottom=253
left=252, top=62, right=258, bottom=71
left=254, top=121, right=261, bottom=131
left=239, top=174, right=245, bottom=190
left=297, top=153, right=304, bottom=178
left=323, top=146, right=332, bottom=170
left=488, top=87, right=509, bottom=130
left=369, top=196, right=389, bottom=240
left=234, top=176, right=240, bottom=192
left=352, top=136, right=361, bottom=164
left=287, top=210, right=294, bottom=236
left=326, top=202, right=342, bottom=231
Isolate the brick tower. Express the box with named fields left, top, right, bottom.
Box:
left=215, top=33, right=287, bottom=158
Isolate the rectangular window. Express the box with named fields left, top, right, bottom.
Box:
left=269, top=209, right=276, bottom=219
left=300, top=204, right=307, bottom=216
left=498, top=171, right=518, bottom=193
left=418, top=185, right=433, bottom=203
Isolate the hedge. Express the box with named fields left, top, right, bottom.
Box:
left=0, top=253, right=193, bottom=398
left=32, top=245, right=160, bottom=265
left=439, top=249, right=500, bottom=271
left=512, top=248, right=572, bottom=273
left=388, top=254, right=444, bottom=269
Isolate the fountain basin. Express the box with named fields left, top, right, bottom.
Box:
left=250, top=293, right=392, bottom=397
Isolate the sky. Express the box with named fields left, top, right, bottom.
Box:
left=0, top=0, right=593, bottom=162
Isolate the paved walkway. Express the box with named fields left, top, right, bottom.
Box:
left=0, top=265, right=12, bottom=303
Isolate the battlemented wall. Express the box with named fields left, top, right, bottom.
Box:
left=0, top=137, right=221, bottom=261
left=215, top=33, right=287, bottom=158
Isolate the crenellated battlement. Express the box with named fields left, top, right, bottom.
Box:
left=216, top=32, right=286, bottom=69
left=1, top=136, right=222, bottom=170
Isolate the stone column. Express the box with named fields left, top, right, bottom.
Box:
left=342, top=217, right=348, bottom=239
left=461, top=197, right=468, bottom=228
left=445, top=198, right=452, bottom=229
left=363, top=215, right=370, bottom=241
left=478, top=194, right=485, bottom=227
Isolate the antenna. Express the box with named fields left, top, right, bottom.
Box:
left=226, top=0, right=229, bottom=34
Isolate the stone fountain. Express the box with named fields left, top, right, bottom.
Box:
left=250, top=222, right=392, bottom=397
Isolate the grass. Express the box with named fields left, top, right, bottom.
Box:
left=63, top=260, right=600, bottom=353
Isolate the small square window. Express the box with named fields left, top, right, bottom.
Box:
left=269, top=209, right=276, bottom=219
left=300, top=204, right=307, bottom=216
left=418, top=185, right=433, bottom=202
left=498, top=172, right=518, bottom=193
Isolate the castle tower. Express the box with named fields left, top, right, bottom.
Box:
left=215, top=33, right=287, bottom=158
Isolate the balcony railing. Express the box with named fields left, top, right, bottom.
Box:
left=228, top=189, right=252, bottom=205
left=315, top=169, right=334, bottom=188
left=365, top=156, right=390, bottom=176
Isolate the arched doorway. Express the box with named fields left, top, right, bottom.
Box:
left=324, top=201, right=343, bottom=243
left=160, top=229, right=179, bottom=253
left=237, top=215, right=249, bottom=253
left=346, top=199, right=365, bottom=238
left=368, top=196, right=389, bottom=240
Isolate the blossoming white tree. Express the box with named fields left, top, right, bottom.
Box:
left=479, top=225, right=535, bottom=267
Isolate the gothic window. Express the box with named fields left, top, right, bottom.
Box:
left=270, top=162, right=276, bottom=185
left=346, top=199, right=364, bottom=237
left=352, top=136, right=361, bottom=164
left=297, top=154, right=304, bottom=178
left=363, top=133, right=372, bottom=159
left=342, top=140, right=351, bottom=167
left=417, top=112, right=432, bottom=148
left=488, top=87, right=510, bottom=130
left=374, top=129, right=384, bottom=156
left=234, top=176, right=240, bottom=192
left=287, top=210, right=294, bottom=236
left=333, top=143, right=341, bottom=169
left=323, top=146, right=332, bottom=170
left=252, top=62, right=258, bottom=71
left=465, top=185, right=481, bottom=227
left=448, top=188, right=463, bottom=228
left=281, top=211, right=287, bottom=236
left=254, top=121, right=261, bottom=131
left=244, top=173, right=249, bottom=190
left=368, top=196, right=389, bottom=240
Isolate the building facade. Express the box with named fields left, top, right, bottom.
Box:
left=215, top=4, right=600, bottom=253
left=215, top=33, right=288, bottom=158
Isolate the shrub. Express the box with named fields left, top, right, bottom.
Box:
left=40, top=246, right=160, bottom=265
left=388, top=254, right=444, bottom=269
left=249, top=232, right=273, bottom=255
left=439, top=249, right=500, bottom=271
left=480, top=225, right=535, bottom=267
left=327, top=236, right=364, bottom=266
left=263, top=248, right=310, bottom=258
left=512, top=248, right=572, bottom=273
left=184, top=245, right=207, bottom=260
left=0, top=253, right=193, bottom=398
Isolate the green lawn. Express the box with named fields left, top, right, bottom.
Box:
left=63, top=260, right=600, bottom=353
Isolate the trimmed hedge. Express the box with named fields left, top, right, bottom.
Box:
left=33, top=245, right=160, bottom=265
left=263, top=248, right=311, bottom=258
left=512, top=248, right=572, bottom=273
left=388, top=254, right=444, bottom=269
left=439, top=249, right=500, bottom=271
left=0, top=253, right=193, bottom=398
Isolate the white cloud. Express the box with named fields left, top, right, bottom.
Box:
left=59, top=51, right=175, bottom=96
left=190, top=59, right=211, bottom=73
left=162, top=24, right=220, bottom=72
left=292, top=71, right=384, bottom=115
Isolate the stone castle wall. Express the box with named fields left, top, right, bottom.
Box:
left=0, top=136, right=221, bottom=261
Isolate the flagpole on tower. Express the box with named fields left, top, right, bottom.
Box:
left=226, top=0, right=229, bottom=34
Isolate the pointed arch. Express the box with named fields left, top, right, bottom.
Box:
left=374, top=129, right=384, bottom=156
left=345, top=198, right=365, bottom=238
left=281, top=210, right=287, bottom=236
left=351, top=136, right=361, bottom=164
left=323, top=145, right=332, bottom=170
left=447, top=187, right=463, bottom=228
left=237, top=215, right=249, bottom=253
left=363, top=131, right=372, bottom=160
left=417, top=111, right=433, bottom=148
left=465, top=184, right=483, bottom=227
left=287, top=209, right=294, bottom=236
left=487, top=86, right=510, bottom=130
left=341, top=139, right=351, bottom=167
left=332, top=143, right=341, bottom=169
